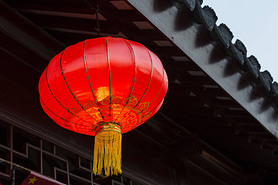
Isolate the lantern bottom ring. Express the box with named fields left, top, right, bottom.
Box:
left=94, top=122, right=121, bottom=135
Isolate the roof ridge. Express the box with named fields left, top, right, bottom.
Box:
left=180, top=0, right=278, bottom=108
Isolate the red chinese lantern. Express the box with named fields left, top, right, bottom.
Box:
left=38, top=37, right=168, bottom=176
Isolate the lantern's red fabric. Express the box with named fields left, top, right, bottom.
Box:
left=39, top=37, right=168, bottom=136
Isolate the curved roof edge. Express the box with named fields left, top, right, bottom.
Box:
left=126, top=0, right=278, bottom=137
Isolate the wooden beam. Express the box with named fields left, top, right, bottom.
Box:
left=0, top=34, right=45, bottom=72
left=23, top=13, right=120, bottom=35
left=0, top=47, right=40, bottom=91
left=0, top=1, right=64, bottom=63
left=5, top=0, right=95, bottom=18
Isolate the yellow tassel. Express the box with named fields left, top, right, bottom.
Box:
left=93, top=123, right=122, bottom=176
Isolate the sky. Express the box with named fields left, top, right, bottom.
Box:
left=203, top=0, right=278, bottom=81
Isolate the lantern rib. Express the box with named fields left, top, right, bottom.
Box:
left=83, top=40, right=105, bottom=122
left=45, top=65, right=92, bottom=125
left=135, top=47, right=154, bottom=105
left=128, top=70, right=167, bottom=131
left=40, top=98, right=90, bottom=129
left=105, top=37, right=112, bottom=121
left=113, top=39, right=137, bottom=124
left=148, top=67, right=166, bottom=105
left=119, top=53, right=166, bottom=130
left=116, top=45, right=154, bottom=125
left=142, top=69, right=166, bottom=112
left=59, top=50, right=99, bottom=123
left=140, top=69, right=166, bottom=112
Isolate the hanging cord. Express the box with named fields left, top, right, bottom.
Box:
left=83, top=0, right=101, bottom=37
left=95, top=3, right=101, bottom=37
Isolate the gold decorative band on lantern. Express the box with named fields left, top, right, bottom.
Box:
left=94, top=122, right=121, bottom=135
left=93, top=122, right=122, bottom=176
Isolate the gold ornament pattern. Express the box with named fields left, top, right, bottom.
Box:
left=61, top=95, right=150, bottom=135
